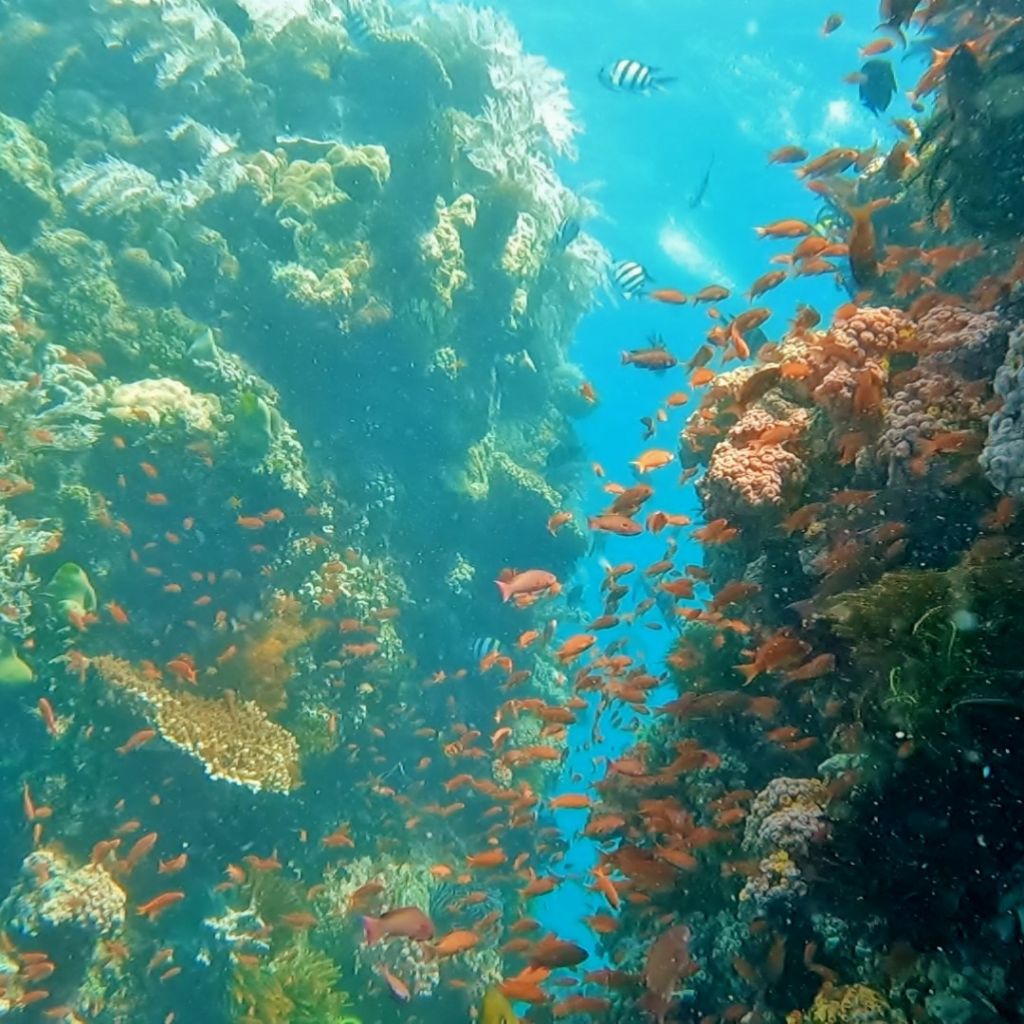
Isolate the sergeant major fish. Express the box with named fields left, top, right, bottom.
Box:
left=613, top=260, right=652, bottom=299
left=599, top=58, right=676, bottom=93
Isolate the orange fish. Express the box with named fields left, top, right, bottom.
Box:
left=136, top=891, right=185, bottom=920
left=649, top=288, right=687, bottom=305
left=430, top=929, right=480, bottom=957
left=117, top=729, right=157, bottom=755
left=767, top=146, right=808, bottom=165
left=547, top=511, right=573, bottom=535
left=105, top=601, right=129, bottom=625
left=631, top=449, right=674, bottom=474
left=555, top=634, right=596, bottom=664
left=466, top=849, right=508, bottom=868
left=146, top=493, right=168, bottom=505
left=158, top=853, right=189, bottom=874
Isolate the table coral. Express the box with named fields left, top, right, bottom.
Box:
left=93, top=655, right=301, bottom=793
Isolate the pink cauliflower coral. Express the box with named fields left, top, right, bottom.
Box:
left=701, top=408, right=807, bottom=517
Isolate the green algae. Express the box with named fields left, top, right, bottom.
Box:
left=229, top=941, right=354, bottom=1024
left=824, top=555, right=1024, bottom=733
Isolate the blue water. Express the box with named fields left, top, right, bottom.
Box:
left=508, top=0, right=908, bottom=959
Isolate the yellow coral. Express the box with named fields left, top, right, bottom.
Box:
left=803, top=983, right=905, bottom=1024
left=421, top=194, right=476, bottom=309
left=108, top=378, right=220, bottom=432
left=236, top=592, right=326, bottom=712
left=92, top=656, right=301, bottom=794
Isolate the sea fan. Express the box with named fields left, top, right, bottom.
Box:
left=424, top=3, right=522, bottom=61
left=123, top=0, right=244, bottom=90
left=488, top=54, right=578, bottom=158
left=58, top=157, right=160, bottom=217
left=58, top=156, right=213, bottom=219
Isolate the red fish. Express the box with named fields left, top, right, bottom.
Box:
left=496, top=570, right=558, bottom=603
left=362, top=907, right=435, bottom=945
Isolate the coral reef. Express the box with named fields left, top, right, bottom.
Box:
left=2, top=848, right=126, bottom=937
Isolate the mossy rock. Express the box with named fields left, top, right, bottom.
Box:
left=0, top=634, right=33, bottom=685
left=824, top=555, right=1024, bottom=731
left=0, top=110, right=60, bottom=251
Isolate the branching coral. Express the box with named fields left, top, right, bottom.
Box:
left=93, top=655, right=301, bottom=793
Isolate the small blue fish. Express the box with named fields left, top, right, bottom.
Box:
left=599, top=59, right=676, bottom=93
left=612, top=260, right=652, bottom=299
left=554, top=216, right=581, bottom=250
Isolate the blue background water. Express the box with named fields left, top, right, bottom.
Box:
left=493, top=0, right=916, bottom=964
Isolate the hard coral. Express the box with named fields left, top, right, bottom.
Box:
left=3, top=847, right=126, bottom=937
left=93, top=655, right=301, bottom=793
left=701, top=407, right=807, bottom=519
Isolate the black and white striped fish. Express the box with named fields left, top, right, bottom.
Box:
left=612, top=260, right=652, bottom=299
left=599, top=59, right=676, bottom=93
left=470, top=636, right=502, bottom=663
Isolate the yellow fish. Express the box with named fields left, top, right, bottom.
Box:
left=480, top=987, right=519, bottom=1024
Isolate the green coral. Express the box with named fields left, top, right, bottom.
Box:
left=420, top=193, right=476, bottom=310
left=458, top=430, right=561, bottom=510
left=229, top=941, right=354, bottom=1024
left=0, top=633, right=33, bottom=684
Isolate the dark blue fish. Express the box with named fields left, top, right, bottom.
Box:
left=612, top=260, right=652, bottom=299
left=859, top=59, right=897, bottom=115
left=688, top=153, right=715, bottom=209
left=554, top=216, right=581, bottom=250
left=599, top=59, right=676, bottom=94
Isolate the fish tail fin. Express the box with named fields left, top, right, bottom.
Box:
left=875, top=21, right=907, bottom=47
left=495, top=579, right=512, bottom=603
left=652, top=74, right=677, bottom=90
left=361, top=915, right=382, bottom=945
left=734, top=663, right=760, bottom=686
left=620, top=351, right=632, bottom=365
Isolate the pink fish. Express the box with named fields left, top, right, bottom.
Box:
left=641, top=924, right=698, bottom=1024
left=377, top=964, right=411, bottom=1002
left=361, top=906, right=435, bottom=945
left=496, top=569, right=558, bottom=603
